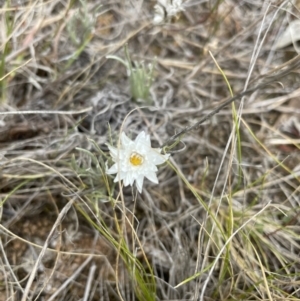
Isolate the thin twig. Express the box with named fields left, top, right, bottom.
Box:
left=0, top=107, right=93, bottom=115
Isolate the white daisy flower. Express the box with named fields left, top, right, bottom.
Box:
left=106, top=131, right=170, bottom=193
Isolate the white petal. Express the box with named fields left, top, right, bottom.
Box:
left=136, top=132, right=152, bottom=150
left=158, top=153, right=170, bottom=164
left=144, top=133, right=151, bottom=147
left=145, top=171, right=158, bottom=184
left=129, top=172, right=136, bottom=185
left=148, top=149, right=170, bottom=165
left=118, top=170, right=128, bottom=181
left=106, top=163, right=118, bottom=175
left=123, top=174, right=131, bottom=186
left=123, top=172, right=136, bottom=187
left=135, top=176, right=144, bottom=193
left=121, top=132, right=133, bottom=147
left=113, top=175, right=120, bottom=183
left=146, top=163, right=158, bottom=172
left=135, top=131, right=146, bottom=143
left=106, top=144, right=118, bottom=159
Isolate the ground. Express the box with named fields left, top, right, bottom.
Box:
left=1, top=1, right=300, bottom=300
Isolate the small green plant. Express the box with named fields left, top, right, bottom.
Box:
left=107, top=45, right=156, bottom=103
left=65, top=0, right=100, bottom=68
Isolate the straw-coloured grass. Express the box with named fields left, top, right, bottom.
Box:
left=1, top=1, right=300, bottom=300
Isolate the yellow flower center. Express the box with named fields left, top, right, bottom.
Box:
left=129, top=152, right=144, bottom=166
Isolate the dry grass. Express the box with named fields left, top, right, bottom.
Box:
left=1, top=0, right=300, bottom=300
